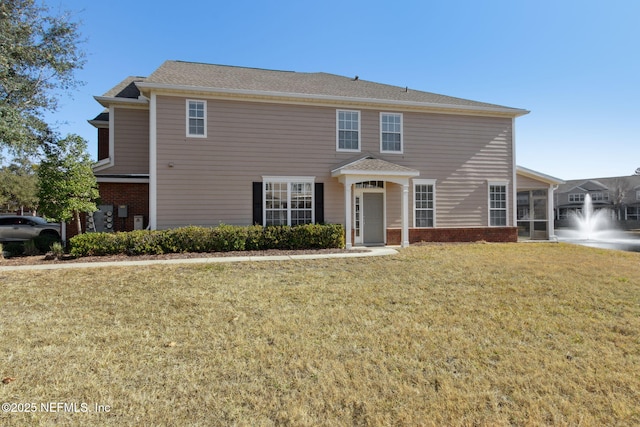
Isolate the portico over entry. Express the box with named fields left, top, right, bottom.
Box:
left=331, top=156, right=420, bottom=249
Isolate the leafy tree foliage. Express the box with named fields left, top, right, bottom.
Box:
left=0, top=0, right=85, bottom=153
left=37, top=134, right=98, bottom=234
left=0, top=157, right=38, bottom=213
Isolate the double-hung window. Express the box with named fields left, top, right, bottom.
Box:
left=380, top=113, right=402, bottom=153
left=264, top=177, right=314, bottom=226
left=337, top=110, right=360, bottom=151
left=489, top=182, right=508, bottom=226
left=186, top=100, right=206, bottom=137
left=414, top=179, right=435, bottom=227
left=568, top=193, right=585, bottom=203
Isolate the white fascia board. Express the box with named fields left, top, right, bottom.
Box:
left=331, top=169, right=419, bottom=178
left=94, top=95, right=149, bottom=108
left=92, top=158, right=113, bottom=172
left=88, top=119, right=108, bottom=128
left=516, top=165, right=564, bottom=185
left=95, top=176, right=150, bottom=183
left=135, top=82, right=529, bottom=118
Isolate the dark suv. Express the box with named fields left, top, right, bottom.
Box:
left=0, top=216, right=61, bottom=242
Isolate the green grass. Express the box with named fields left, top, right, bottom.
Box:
left=1, top=243, right=639, bottom=426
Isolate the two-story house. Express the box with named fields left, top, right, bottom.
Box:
left=89, top=60, right=561, bottom=247
left=555, top=175, right=640, bottom=229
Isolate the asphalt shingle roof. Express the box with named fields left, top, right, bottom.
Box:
left=137, top=60, right=524, bottom=112
left=332, top=156, right=419, bottom=175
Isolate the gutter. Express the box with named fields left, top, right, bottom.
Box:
left=135, top=82, right=530, bottom=118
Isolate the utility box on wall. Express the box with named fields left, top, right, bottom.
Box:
left=133, top=215, right=144, bottom=230
left=88, top=204, right=114, bottom=232
left=118, top=205, right=128, bottom=218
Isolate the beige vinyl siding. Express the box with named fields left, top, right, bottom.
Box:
left=156, top=96, right=348, bottom=227
left=104, top=107, right=149, bottom=175
left=154, top=95, right=513, bottom=229
left=399, top=113, right=512, bottom=228
left=517, top=174, right=547, bottom=190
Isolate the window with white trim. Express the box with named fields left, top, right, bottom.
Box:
left=590, top=192, right=609, bottom=201
left=187, top=100, right=206, bottom=137
left=264, top=177, right=314, bottom=226
left=568, top=193, right=585, bottom=203
left=380, top=113, right=402, bottom=153
left=337, top=110, right=360, bottom=151
left=489, top=183, right=507, bottom=226
left=637, top=190, right=640, bottom=200
left=414, top=180, right=435, bottom=227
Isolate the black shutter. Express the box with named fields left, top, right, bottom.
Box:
left=252, top=182, right=263, bottom=225
left=314, top=182, right=324, bottom=224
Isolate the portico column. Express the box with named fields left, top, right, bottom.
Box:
left=344, top=181, right=352, bottom=249
left=402, top=183, right=410, bottom=247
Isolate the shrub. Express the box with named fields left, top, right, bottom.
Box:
left=69, top=224, right=345, bottom=257
left=23, top=239, right=39, bottom=256
left=32, top=234, right=61, bottom=253
left=50, top=241, right=65, bottom=259
left=2, top=242, right=24, bottom=257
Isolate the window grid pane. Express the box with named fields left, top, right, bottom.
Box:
left=265, top=182, right=288, bottom=226
left=265, top=181, right=313, bottom=226
left=415, top=184, right=434, bottom=227
left=381, top=113, right=402, bottom=152
left=490, top=185, right=507, bottom=226
left=338, top=111, right=359, bottom=150
left=188, top=101, right=205, bottom=136
left=290, top=182, right=313, bottom=226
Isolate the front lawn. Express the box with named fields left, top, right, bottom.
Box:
left=1, top=243, right=638, bottom=426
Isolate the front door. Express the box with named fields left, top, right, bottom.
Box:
left=363, top=193, right=384, bottom=245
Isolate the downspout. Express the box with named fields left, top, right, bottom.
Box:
left=511, top=118, right=517, bottom=228
left=149, top=92, right=157, bottom=230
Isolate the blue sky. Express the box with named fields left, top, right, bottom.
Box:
left=44, top=0, right=639, bottom=180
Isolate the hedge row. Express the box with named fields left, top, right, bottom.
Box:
left=69, top=224, right=345, bottom=257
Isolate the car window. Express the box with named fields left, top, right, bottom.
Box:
left=0, top=218, right=13, bottom=225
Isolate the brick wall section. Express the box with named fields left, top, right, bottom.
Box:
left=387, top=227, right=518, bottom=245
left=97, top=128, right=109, bottom=161
left=63, top=182, right=149, bottom=240
left=97, top=182, right=149, bottom=232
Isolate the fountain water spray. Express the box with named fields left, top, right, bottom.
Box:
left=570, top=194, right=615, bottom=240
left=557, top=194, right=640, bottom=251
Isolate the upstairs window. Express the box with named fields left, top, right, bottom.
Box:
left=590, top=192, right=609, bottom=201
left=489, top=183, right=508, bottom=226
left=337, top=110, right=360, bottom=151
left=568, top=193, right=585, bottom=203
left=187, top=100, right=206, bottom=137
left=380, top=113, right=402, bottom=153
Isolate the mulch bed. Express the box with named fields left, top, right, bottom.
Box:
left=0, top=248, right=365, bottom=267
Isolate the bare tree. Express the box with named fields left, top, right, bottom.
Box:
left=609, top=178, right=631, bottom=220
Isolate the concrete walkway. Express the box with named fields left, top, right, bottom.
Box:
left=0, top=247, right=399, bottom=272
